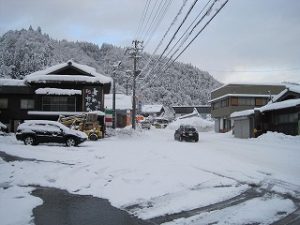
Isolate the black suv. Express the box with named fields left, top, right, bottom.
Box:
left=16, top=120, right=87, bottom=147
left=174, top=125, right=199, bottom=142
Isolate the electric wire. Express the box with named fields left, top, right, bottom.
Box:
left=163, top=0, right=229, bottom=72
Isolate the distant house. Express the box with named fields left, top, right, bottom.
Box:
left=231, top=85, right=300, bottom=138
left=210, top=83, right=286, bottom=133
left=141, top=104, right=164, bottom=117
left=104, top=94, right=132, bottom=128
left=172, top=105, right=210, bottom=118
left=0, top=60, right=112, bottom=132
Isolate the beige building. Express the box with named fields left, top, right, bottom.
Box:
left=209, top=83, right=286, bottom=132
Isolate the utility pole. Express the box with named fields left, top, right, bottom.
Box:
left=130, top=40, right=143, bottom=129
left=112, top=61, right=122, bottom=129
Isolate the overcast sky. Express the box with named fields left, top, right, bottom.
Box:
left=0, top=0, right=299, bottom=84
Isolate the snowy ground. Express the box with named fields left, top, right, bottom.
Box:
left=0, top=128, right=300, bottom=225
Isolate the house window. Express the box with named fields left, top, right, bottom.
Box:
left=274, top=113, right=298, bottom=125
left=42, top=96, right=76, bottom=111
left=255, top=98, right=267, bottom=106
left=230, top=97, right=238, bottom=106
left=20, top=99, right=35, bottom=109
left=213, top=101, right=221, bottom=109
left=221, top=99, right=228, bottom=108
left=238, top=97, right=255, bottom=106
left=0, top=98, right=8, bottom=109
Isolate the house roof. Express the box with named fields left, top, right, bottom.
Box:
left=104, top=94, right=132, bottom=110
left=259, top=99, right=300, bottom=113
left=231, top=98, right=300, bottom=118
left=230, top=109, right=255, bottom=118
left=271, top=84, right=300, bottom=103
left=209, top=93, right=272, bottom=103
left=25, top=60, right=112, bottom=84
left=142, top=104, right=163, bottom=113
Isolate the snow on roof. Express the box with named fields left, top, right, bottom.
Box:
left=28, top=111, right=105, bottom=116
left=25, top=60, right=112, bottom=84
left=104, top=94, right=132, bottom=110
left=0, top=121, right=7, bottom=129
left=230, top=109, right=255, bottom=118
left=259, top=99, right=300, bottom=113
left=209, top=94, right=272, bottom=103
left=211, top=82, right=285, bottom=93
left=178, top=108, right=200, bottom=119
left=0, top=78, right=26, bottom=86
left=35, top=88, right=82, bottom=95
left=142, top=105, right=163, bottom=113
left=271, top=84, right=300, bottom=103
left=25, top=74, right=111, bottom=84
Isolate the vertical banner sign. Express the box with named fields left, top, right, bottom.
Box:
left=84, top=87, right=101, bottom=111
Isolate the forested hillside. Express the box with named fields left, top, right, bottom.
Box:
left=0, top=27, right=221, bottom=105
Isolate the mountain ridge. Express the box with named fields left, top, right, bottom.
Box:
left=0, top=27, right=222, bottom=106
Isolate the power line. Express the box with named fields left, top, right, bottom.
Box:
left=141, top=0, right=200, bottom=83
left=143, top=0, right=173, bottom=47
left=139, top=0, right=160, bottom=40
left=163, top=0, right=213, bottom=61
left=164, top=0, right=229, bottom=72
left=158, top=0, right=199, bottom=60
left=140, top=0, right=189, bottom=78
left=135, top=0, right=152, bottom=40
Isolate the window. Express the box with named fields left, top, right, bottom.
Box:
left=221, top=99, right=228, bottom=108
left=230, top=97, right=238, bottom=106
left=212, top=101, right=221, bottom=109
left=255, top=98, right=267, bottom=106
left=20, top=99, right=35, bottom=109
left=0, top=98, right=8, bottom=109
left=238, top=97, right=255, bottom=106
left=42, top=96, right=76, bottom=111
left=274, top=113, right=298, bottom=125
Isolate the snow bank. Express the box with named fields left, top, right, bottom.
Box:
left=168, top=117, right=214, bottom=132
left=0, top=78, right=25, bottom=86
left=255, top=131, right=300, bottom=144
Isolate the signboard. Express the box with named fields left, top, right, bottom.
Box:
left=84, top=87, right=101, bottom=111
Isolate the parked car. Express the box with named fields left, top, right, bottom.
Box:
left=153, top=118, right=169, bottom=128
left=16, top=120, right=88, bottom=146
left=174, top=125, right=199, bottom=142
left=140, top=120, right=151, bottom=130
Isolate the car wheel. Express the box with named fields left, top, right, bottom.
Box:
left=66, top=137, right=76, bottom=147
left=195, top=138, right=199, bottom=142
left=89, top=133, right=98, bottom=141
left=24, top=136, right=35, bottom=145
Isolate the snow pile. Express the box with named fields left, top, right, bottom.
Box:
left=168, top=116, right=214, bottom=132
left=0, top=121, right=7, bottom=129
left=255, top=131, right=300, bottom=144
left=35, top=88, right=82, bottom=95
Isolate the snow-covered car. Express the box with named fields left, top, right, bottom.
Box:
left=16, top=120, right=88, bottom=147
left=174, top=125, right=199, bottom=142
left=140, top=120, right=151, bottom=129
left=153, top=118, right=169, bottom=128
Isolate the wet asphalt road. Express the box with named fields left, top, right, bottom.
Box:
left=32, top=187, right=153, bottom=225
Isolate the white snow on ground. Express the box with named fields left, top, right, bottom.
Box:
left=162, top=195, right=296, bottom=225
left=0, top=180, right=42, bottom=225
left=168, top=116, right=214, bottom=132
left=0, top=129, right=300, bottom=224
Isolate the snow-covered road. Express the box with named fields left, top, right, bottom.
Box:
left=0, top=129, right=300, bottom=225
